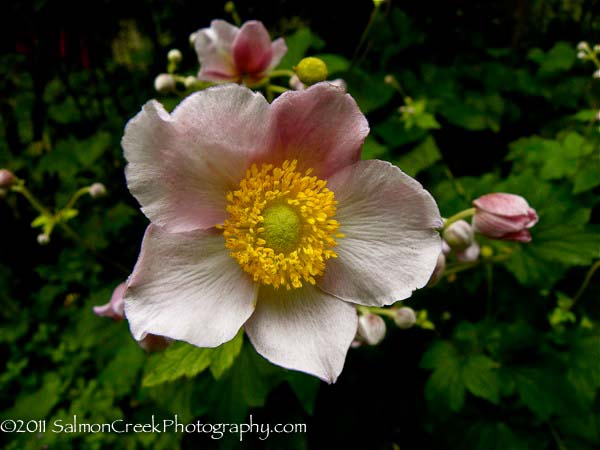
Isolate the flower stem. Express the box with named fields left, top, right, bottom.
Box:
left=64, top=186, right=91, bottom=210
left=443, top=207, right=476, bottom=229
left=350, top=1, right=382, bottom=68
left=269, top=69, right=295, bottom=79
left=571, top=260, right=600, bottom=307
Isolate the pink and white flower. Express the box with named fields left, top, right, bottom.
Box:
left=121, top=82, right=442, bottom=382
left=472, top=193, right=538, bottom=242
left=193, top=20, right=287, bottom=85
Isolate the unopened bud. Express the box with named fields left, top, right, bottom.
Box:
left=89, top=182, right=106, bottom=198
left=0, top=169, right=15, bottom=187
left=594, top=44, right=600, bottom=53
left=294, top=57, right=328, bottom=86
left=189, top=32, right=197, bottom=46
left=456, top=241, right=480, bottom=262
left=577, top=41, right=589, bottom=51
left=442, top=240, right=451, bottom=255
left=184, top=76, right=197, bottom=88
left=167, top=49, right=182, bottom=64
left=427, top=251, right=446, bottom=287
left=593, top=69, right=600, bottom=79
left=357, top=313, right=386, bottom=345
left=154, top=73, right=176, bottom=93
left=37, top=233, right=50, bottom=245
left=394, top=307, right=417, bottom=329
left=480, top=245, right=494, bottom=258
left=224, top=1, right=235, bottom=13
left=442, top=219, right=474, bottom=251
left=577, top=51, right=587, bottom=59
left=384, top=74, right=395, bottom=85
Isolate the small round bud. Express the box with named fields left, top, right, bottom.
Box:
left=89, top=182, right=106, bottom=198
left=480, top=245, right=494, bottom=258
left=442, top=219, right=474, bottom=251
left=294, top=57, right=328, bottom=86
left=0, top=169, right=15, bottom=187
left=594, top=44, right=600, bottom=53
left=37, top=233, right=50, bottom=245
left=394, top=307, right=417, bottom=330
left=577, top=41, right=589, bottom=51
left=442, top=240, right=451, bottom=255
left=593, top=69, right=600, bottom=79
left=456, top=241, right=480, bottom=262
left=167, top=49, right=182, bottom=64
left=184, top=76, right=197, bottom=89
left=577, top=51, right=587, bottom=59
left=384, top=74, right=395, bottom=85
left=189, top=32, right=197, bottom=46
left=373, top=0, right=386, bottom=7
left=224, top=1, right=235, bottom=13
left=357, top=313, right=386, bottom=345
left=427, top=251, right=446, bottom=287
left=154, top=73, right=176, bottom=93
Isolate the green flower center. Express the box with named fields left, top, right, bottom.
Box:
left=261, top=203, right=301, bottom=253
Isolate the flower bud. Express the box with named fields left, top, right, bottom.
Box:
left=593, top=69, right=600, bottom=79
left=594, top=44, right=600, bottom=53
left=442, top=219, right=474, bottom=251
left=154, top=73, right=176, bottom=93
left=89, top=182, right=106, bottom=198
left=294, top=57, right=328, bottom=86
left=0, top=169, right=15, bottom=187
left=93, top=282, right=126, bottom=320
left=427, top=251, right=446, bottom=286
left=384, top=74, right=395, bottom=85
left=37, top=233, right=50, bottom=245
left=184, top=76, right=197, bottom=88
left=577, top=41, right=589, bottom=51
left=472, top=193, right=538, bottom=242
left=224, top=1, right=235, bottom=13
left=357, top=313, right=386, bottom=345
left=441, top=240, right=451, bottom=255
left=456, top=241, right=480, bottom=262
left=393, top=307, right=417, bottom=330
left=167, top=48, right=182, bottom=64
left=189, top=32, right=197, bottom=46
left=577, top=51, right=587, bottom=59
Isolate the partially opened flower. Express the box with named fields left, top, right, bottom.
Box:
left=472, top=193, right=538, bottom=242
left=122, top=82, right=442, bottom=382
left=193, top=20, right=286, bottom=86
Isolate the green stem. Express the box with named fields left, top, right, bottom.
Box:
left=269, top=69, right=296, bottom=79
left=571, top=260, right=600, bottom=307
left=443, top=260, right=480, bottom=276
left=350, top=2, right=382, bottom=68
left=268, top=84, right=288, bottom=94
left=64, top=186, right=90, bottom=210
left=443, top=208, right=476, bottom=229
left=357, top=305, right=397, bottom=318
left=10, top=182, right=53, bottom=217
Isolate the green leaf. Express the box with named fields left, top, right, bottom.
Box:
left=361, top=136, right=388, bottom=160
left=313, top=53, right=349, bottom=75
left=345, top=69, right=395, bottom=113
left=528, top=42, right=577, bottom=75
left=209, top=330, right=244, bottom=379
left=394, top=136, right=441, bottom=177
left=285, top=371, right=321, bottom=415
left=422, top=342, right=465, bottom=412
left=513, top=368, right=563, bottom=420
left=1, top=373, right=64, bottom=419
left=570, top=109, right=598, bottom=122
left=462, top=355, right=501, bottom=404
left=142, top=342, right=213, bottom=387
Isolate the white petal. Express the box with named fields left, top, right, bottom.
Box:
left=124, top=225, right=257, bottom=348
left=319, top=160, right=443, bottom=306
left=122, top=84, right=273, bottom=232
left=245, top=285, right=357, bottom=383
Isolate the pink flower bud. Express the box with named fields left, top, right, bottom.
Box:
left=357, top=313, right=386, bottom=345
left=427, top=251, right=446, bottom=286
left=441, top=240, right=451, bottom=255
left=0, top=169, right=15, bottom=187
left=89, top=182, right=106, bottom=198
left=93, top=282, right=126, bottom=320
left=456, top=240, right=480, bottom=262
left=154, top=73, right=176, bottom=93
left=393, top=307, right=417, bottom=329
left=442, top=219, right=474, bottom=251
left=472, top=193, right=538, bottom=242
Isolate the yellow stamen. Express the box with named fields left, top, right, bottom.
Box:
left=222, top=160, right=341, bottom=290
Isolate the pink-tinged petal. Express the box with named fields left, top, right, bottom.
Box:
left=318, top=160, right=443, bottom=307
left=195, top=20, right=239, bottom=82
left=472, top=210, right=528, bottom=237
left=93, top=282, right=127, bottom=321
left=456, top=241, right=480, bottom=262
left=123, top=84, right=273, bottom=232
left=502, top=229, right=532, bottom=242
left=124, top=225, right=258, bottom=348
left=267, top=38, right=287, bottom=71
left=473, top=193, right=531, bottom=217
left=245, top=285, right=357, bottom=384
left=232, top=21, right=273, bottom=75
left=268, top=82, right=369, bottom=179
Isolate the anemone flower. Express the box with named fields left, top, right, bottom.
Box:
left=121, top=82, right=442, bottom=382
left=193, top=20, right=287, bottom=86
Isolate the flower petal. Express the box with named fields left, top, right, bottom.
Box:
left=124, top=225, right=258, bottom=348
left=473, top=193, right=531, bottom=217
left=245, top=285, right=357, bottom=383
left=318, top=160, right=443, bottom=306
left=267, top=38, right=287, bottom=71
left=123, top=84, right=273, bottom=232
left=195, top=20, right=239, bottom=82
left=232, top=21, right=273, bottom=75
left=268, top=82, right=369, bottom=179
